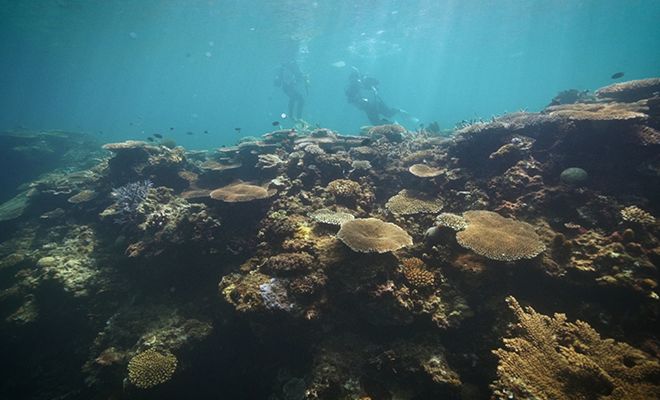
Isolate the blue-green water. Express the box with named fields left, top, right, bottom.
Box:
left=1, top=0, right=659, bottom=148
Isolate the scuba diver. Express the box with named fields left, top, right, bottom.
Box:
left=345, top=67, right=402, bottom=125
left=274, top=61, right=308, bottom=121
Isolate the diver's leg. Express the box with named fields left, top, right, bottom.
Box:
left=288, top=98, right=295, bottom=120
left=366, top=108, right=381, bottom=125
left=295, top=94, right=304, bottom=120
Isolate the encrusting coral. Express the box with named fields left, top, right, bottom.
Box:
left=492, top=296, right=660, bottom=400
left=127, top=348, right=178, bottom=389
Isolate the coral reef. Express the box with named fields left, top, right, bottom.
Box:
left=0, top=78, right=659, bottom=399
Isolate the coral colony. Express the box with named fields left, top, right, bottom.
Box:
left=110, top=180, right=153, bottom=224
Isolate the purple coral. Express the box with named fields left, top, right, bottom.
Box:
left=111, top=180, right=153, bottom=224
left=259, top=278, right=294, bottom=311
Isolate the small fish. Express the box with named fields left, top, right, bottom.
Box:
left=186, top=131, right=194, bottom=135
left=153, top=133, right=163, bottom=139
left=146, top=137, right=154, bottom=142
left=331, top=60, right=346, bottom=68
left=234, top=127, right=241, bottom=133
left=272, top=121, right=280, bottom=126
left=169, top=127, right=174, bottom=131
left=203, top=130, right=209, bottom=134
left=611, top=72, right=624, bottom=79
left=129, top=122, right=134, bottom=126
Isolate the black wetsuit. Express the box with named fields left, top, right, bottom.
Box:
left=346, top=73, right=397, bottom=125
left=275, top=62, right=305, bottom=120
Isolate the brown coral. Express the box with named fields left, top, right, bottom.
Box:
left=385, top=189, right=444, bottom=215
left=545, top=101, right=648, bottom=122
left=336, top=218, right=412, bottom=253
left=309, top=208, right=355, bottom=226
left=209, top=182, right=276, bottom=202
left=401, top=257, right=435, bottom=288
left=127, top=348, right=177, bottom=389
left=435, top=212, right=468, bottom=231
left=595, top=78, right=660, bottom=102
left=492, top=296, right=660, bottom=400
left=326, top=179, right=361, bottom=202
left=455, top=210, right=545, bottom=261
left=620, top=205, right=655, bottom=225
left=67, top=190, right=98, bottom=204
left=260, top=252, right=314, bottom=276
left=408, top=164, right=444, bottom=178
left=368, top=124, right=406, bottom=142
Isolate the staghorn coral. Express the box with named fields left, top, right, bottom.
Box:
left=401, top=257, right=435, bottom=288
left=620, top=205, right=655, bottom=225
left=492, top=296, right=660, bottom=400
left=385, top=189, right=444, bottom=215
left=456, top=211, right=545, bottom=261
left=337, top=218, right=413, bottom=253
left=108, top=180, right=153, bottom=224
left=209, top=182, right=276, bottom=202
left=127, top=348, right=178, bottom=389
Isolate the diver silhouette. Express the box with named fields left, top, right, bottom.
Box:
left=345, top=67, right=401, bottom=125
left=274, top=61, right=308, bottom=121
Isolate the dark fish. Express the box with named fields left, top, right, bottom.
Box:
left=361, top=138, right=373, bottom=146
left=272, top=121, right=280, bottom=126
left=146, top=137, right=154, bottom=142
left=611, top=72, right=624, bottom=79
left=203, top=130, right=208, bottom=134
left=234, top=127, right=241, bottom=133
left=129, top=122, right=134, bottom=126
left=169, top=127, right=174, bottom=131
left=186, top=131, right=194, bottom=135
left=153, top=133, right=163, bottom=139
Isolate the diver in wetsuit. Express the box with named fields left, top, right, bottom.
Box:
left=274, top=61, right=307, bottom=121
left=345, top=68, right=400, bottom=125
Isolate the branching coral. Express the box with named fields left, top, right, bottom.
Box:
left=401, top=257, right=435, bottom=288
left=127, top=348, right=178, bottom=389
left=620, top=206, right=655, bottom=225
left=109, top=180, right=153, bottom=224
left=492, top=296, right=660, bottom=400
